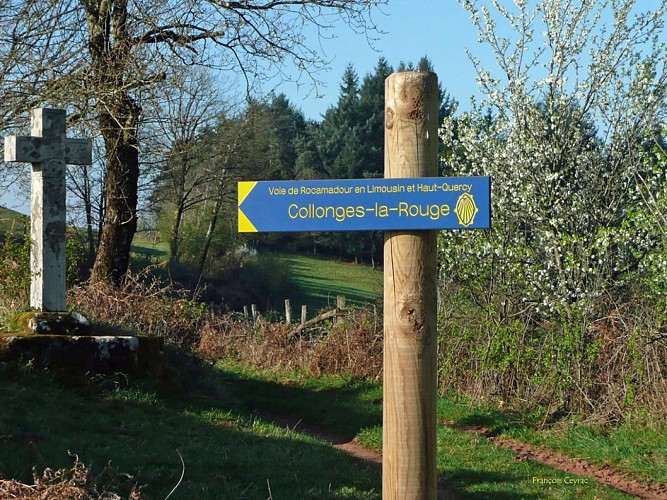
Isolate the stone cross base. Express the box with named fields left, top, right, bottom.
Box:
left=0, top=334, right=164, bottom=376
left=17, top=311, right=93, bottom=335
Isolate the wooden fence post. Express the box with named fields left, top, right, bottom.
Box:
left=383, top=71, right=439, bottom=499
left=335, top=295, right=346, bottom=325
left=336, top=295, right=346, bottom=310
left=285, top=299, right=292, bottom=324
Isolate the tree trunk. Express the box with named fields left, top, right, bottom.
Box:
left=90, top=96, right=141, bottom=284
left=168, top=202, right=185, bottom=269
left=82, top=166, right=96, bottom=266
left=196, top=193, right=223, bottom=282
left=85, top=1, right=141, bottom=285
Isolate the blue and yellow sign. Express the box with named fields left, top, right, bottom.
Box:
left=238, top=177, right=491, bottom=233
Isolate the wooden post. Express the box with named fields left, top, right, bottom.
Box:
left=336, top=295, right=346, bottom=310
left=251, top=304, right=258, bottom=323
left=383, top=71, right=439, bottom=499
left=285, top=299, right=292, bottom=324
left=301, top=305, right=307, bottom=326
left=335, top=295, right=345, bottom=325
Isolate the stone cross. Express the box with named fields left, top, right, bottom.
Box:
left=4, top=108, right=92, bottom=312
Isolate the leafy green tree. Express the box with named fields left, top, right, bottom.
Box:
left=294, top=122, right=326, bottom=179
left=265, top=94, right=308, bottom=180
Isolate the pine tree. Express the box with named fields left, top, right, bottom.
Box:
left=318, top=64, right=362, bottom=178
left=359, top=57, right=393, bottom=177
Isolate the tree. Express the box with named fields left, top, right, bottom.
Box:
left=318, top=64, right=363, bottom=178
left=149, top=68, right=224, bottom=271
left=265, top=94, right=308, bottom=180
left=0, top=0, right=387, bottom=285
left=192, top=100, right=274, bottom=281
left=359, top=57, right=393, bottom=177
left=66, top=145, right=106, bottom=269
left=294, top=122, right=326, bottom=179
left=437, top=0, right=667, bottom=410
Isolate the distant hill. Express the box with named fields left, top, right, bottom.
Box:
left=0, top=206, right=28, bottom=238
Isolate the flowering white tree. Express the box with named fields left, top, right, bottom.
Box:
left=438, top=0, right=667, bottom=412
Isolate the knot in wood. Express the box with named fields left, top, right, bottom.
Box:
left=400, top=298, right=425, bottom=334
left=385, top=107, right=394, bottom=130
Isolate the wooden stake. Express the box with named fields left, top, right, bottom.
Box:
left=335, top=295, right=346, bottom=325
left=301, top=305, right=307, bottom=326
left=285, top=299, right=292, bottom=324
left=383, top=71, right=439, bottom=499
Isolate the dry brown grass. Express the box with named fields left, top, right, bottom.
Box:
left=68, top=271, right=206, bottom=346
left=68, top=270, right=666, bottom=421
left=0, top=453, right=144, bottom=500
left=438, top=295, right=667, bottom=422
left=69, top=271, right=383, bottom=380
left=198, top=307, right=383, bottom=379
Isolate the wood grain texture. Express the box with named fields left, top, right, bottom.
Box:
left=383, top=71, right=439, bottom=499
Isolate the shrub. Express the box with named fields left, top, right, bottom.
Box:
left=69, top=271, right=206, bottom=347
left=0, top=236, right=30, bottom=324
left=198, top=306, right=383, bottom=379
left=437, top=0, right=667, bottom=422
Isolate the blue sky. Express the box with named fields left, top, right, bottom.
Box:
left=269, top=0, right=485, bottom=120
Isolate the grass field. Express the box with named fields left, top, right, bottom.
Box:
left=0, top=206, right=27, bottom=238
left=235, top=252, right=383, bottom=314
left=127, top=236, right=383, bottom=315
left=0, top=358, right=382, bottom=499
left=1, top=358, right=651, bottom=499
left=2, top=229, right=660, bottom=497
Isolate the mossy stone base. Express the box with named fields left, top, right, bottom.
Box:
left=15, top=311, right=94, bottom=335
left=0, top=333, right=164, bottom=376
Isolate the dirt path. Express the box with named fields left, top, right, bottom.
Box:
left=259, top=411, right=462, bottom=499
left=260, top=410, right=667, bottom=499
left=439, top=420, right=667, bottom=499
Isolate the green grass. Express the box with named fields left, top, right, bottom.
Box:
left=128, top=225, right=383, bottom=314
left=238, top=252, right=383, bottom=313
left=356, top=425, right=630, bottom=499
left=130, top=232, right=169, bottom=269
left=216, top=363, right=667, bottom=498
left=217, top=365, right=634, bottom=499
left=3, top=356, right=664, bottom=498
left=506, top=418, right=667, bottom=484
left=0, top=358, right=381, bottom=499
left=0, top=206, right=28, bottom=238
left=126, top=237, right=381, bottom=317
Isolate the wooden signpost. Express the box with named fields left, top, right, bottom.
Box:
left=383, top=71, right=438, bottom=499
left=238, top=71, right=490, bottom=499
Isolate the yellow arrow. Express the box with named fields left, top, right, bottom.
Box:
left=238, top=181, right=258, bottom=233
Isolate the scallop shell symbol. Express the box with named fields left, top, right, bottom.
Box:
left=454, top=193, right=479, bottom=227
